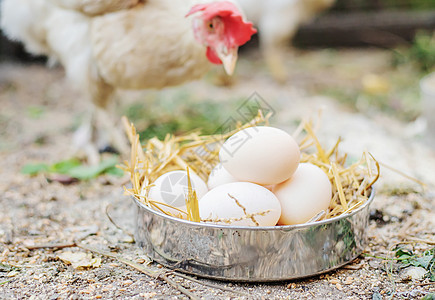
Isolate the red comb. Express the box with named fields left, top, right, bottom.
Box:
left=186, top=1, right=257, bottom=46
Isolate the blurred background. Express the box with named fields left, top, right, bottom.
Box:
left=1, top=2, right=435, bottom=297
left=0, top=0, right=434, bottom=163
left=3, top=0, right=434, bottom=127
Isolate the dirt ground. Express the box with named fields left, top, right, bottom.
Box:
left=0, top=49, right=435, bottom=299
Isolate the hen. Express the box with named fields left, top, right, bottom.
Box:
left=236, top=0, right=335, bottom=83
left=1, top=0, right=256, bottom=163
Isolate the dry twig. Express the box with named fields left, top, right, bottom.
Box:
left=105, top=204, right=135, bottom=240
left=76, top=242, right=200, bottom=300
left=25, top=243, right=77, bottom=250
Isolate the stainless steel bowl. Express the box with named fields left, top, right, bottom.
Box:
left=133, top=189, right=374, bottom=282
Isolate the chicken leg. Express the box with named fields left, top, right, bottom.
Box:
left=72, top=77, right=129, bottom=165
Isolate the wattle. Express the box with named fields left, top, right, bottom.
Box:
left=206, top=47, right=222, bottom=65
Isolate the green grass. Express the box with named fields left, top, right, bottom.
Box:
left=393, top=31, right=435, bottom=73
left=366, top=247, right=435, bottom=282
left=394, top=247, right=435, bottom=281
left=123, top=90, right=254, bottom=141
left=21, top=156, right=123, bottom=180
left=315, top=32, right=435, bottom=121
left=26, top=105, right=45, bottom=119
left=320, top=55, right=424, bottom=121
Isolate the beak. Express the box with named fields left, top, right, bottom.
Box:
left=217, top=46, right=238, bottom=76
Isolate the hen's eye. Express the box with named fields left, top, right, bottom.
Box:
left=208, top=22, right=214, bottom=29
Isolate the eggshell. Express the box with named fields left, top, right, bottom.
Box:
left=219, top=126, right=300, bottom=185
left=199, top=182, right=281, bottom=226
left=207, top=163, right=238, bottom=189
left=273, top=163, right=332, bottom=225
left=148, top=170, right=208, bottom=217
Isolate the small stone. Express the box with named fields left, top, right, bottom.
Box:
left=140, top=292, right=157, bottom=298
left=287, top=283, right=296, bottom=289
left=102, top=284, right=113, bottom=292
left=336, top=283, right=343, bottom=290
left=7, top=270, right=19, bottom=277
left=123, top=280, right=133, bottom=286
left=329, top=278, right=340, bottom=284
left=344, top=277, right=354, bottom=285
left=399, top=267, right=427, bottom=281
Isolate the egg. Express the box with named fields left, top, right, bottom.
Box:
left=219, top=126, right=300, bottom=185
left=207, top=163, right=238, bottom=189
left=273, top=163, right=332, bottom=225
left=148, top=170, right=208, bottom=217
left=199, top=182, right=281, bottom=226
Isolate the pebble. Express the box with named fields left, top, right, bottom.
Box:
left=287, top=283, right=296, bottom=289
left=136, top=258, right=145, bottom=264
left=399, top=266, right=427, bottom=281
left=139, top=292, right=157, bottom=298
left=102, top=284, right=113, bottom=292
left=123, top=280, right=133, bottom=286
left=7, top=270, right=19, bottom=277
left=344, top=277, right=354, bottom=285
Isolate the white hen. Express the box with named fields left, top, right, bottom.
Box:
left=1, top=0, right=256, bottom=163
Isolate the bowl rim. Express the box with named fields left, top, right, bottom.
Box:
left=133, top=187, right=375, bottom=231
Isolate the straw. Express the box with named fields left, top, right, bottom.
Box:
left=122, top=112, right=379, bottom=224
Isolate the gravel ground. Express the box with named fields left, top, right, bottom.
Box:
left=0, top=49, right=434, bottom=299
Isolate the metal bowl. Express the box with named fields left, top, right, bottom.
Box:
left=133, top=189, right=374, bottom=282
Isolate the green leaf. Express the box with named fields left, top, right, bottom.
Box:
left=20, top=163, right=49, bottom=175
left=422, top=293, right=435, bottom=300
left=416, top=255, right=433, bottom=269
left=49, top=158, right=81, bottom=174
left=395, top=249, right=413, bottom=258
left=0, top=263, right=19, bottom=272
left=21, top=156, right=121, bottom=180
left=393, top=247, right=435, bottom=281
left=105, top=166, right=124, bottom=177
left=397, top=254, right=412, bottom=260
left=26, top=106, right=45, bottom=119
left=67, top=157, right=120, bottom=180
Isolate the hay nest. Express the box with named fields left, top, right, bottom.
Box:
left=121, top=111, right=379, bottom=225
